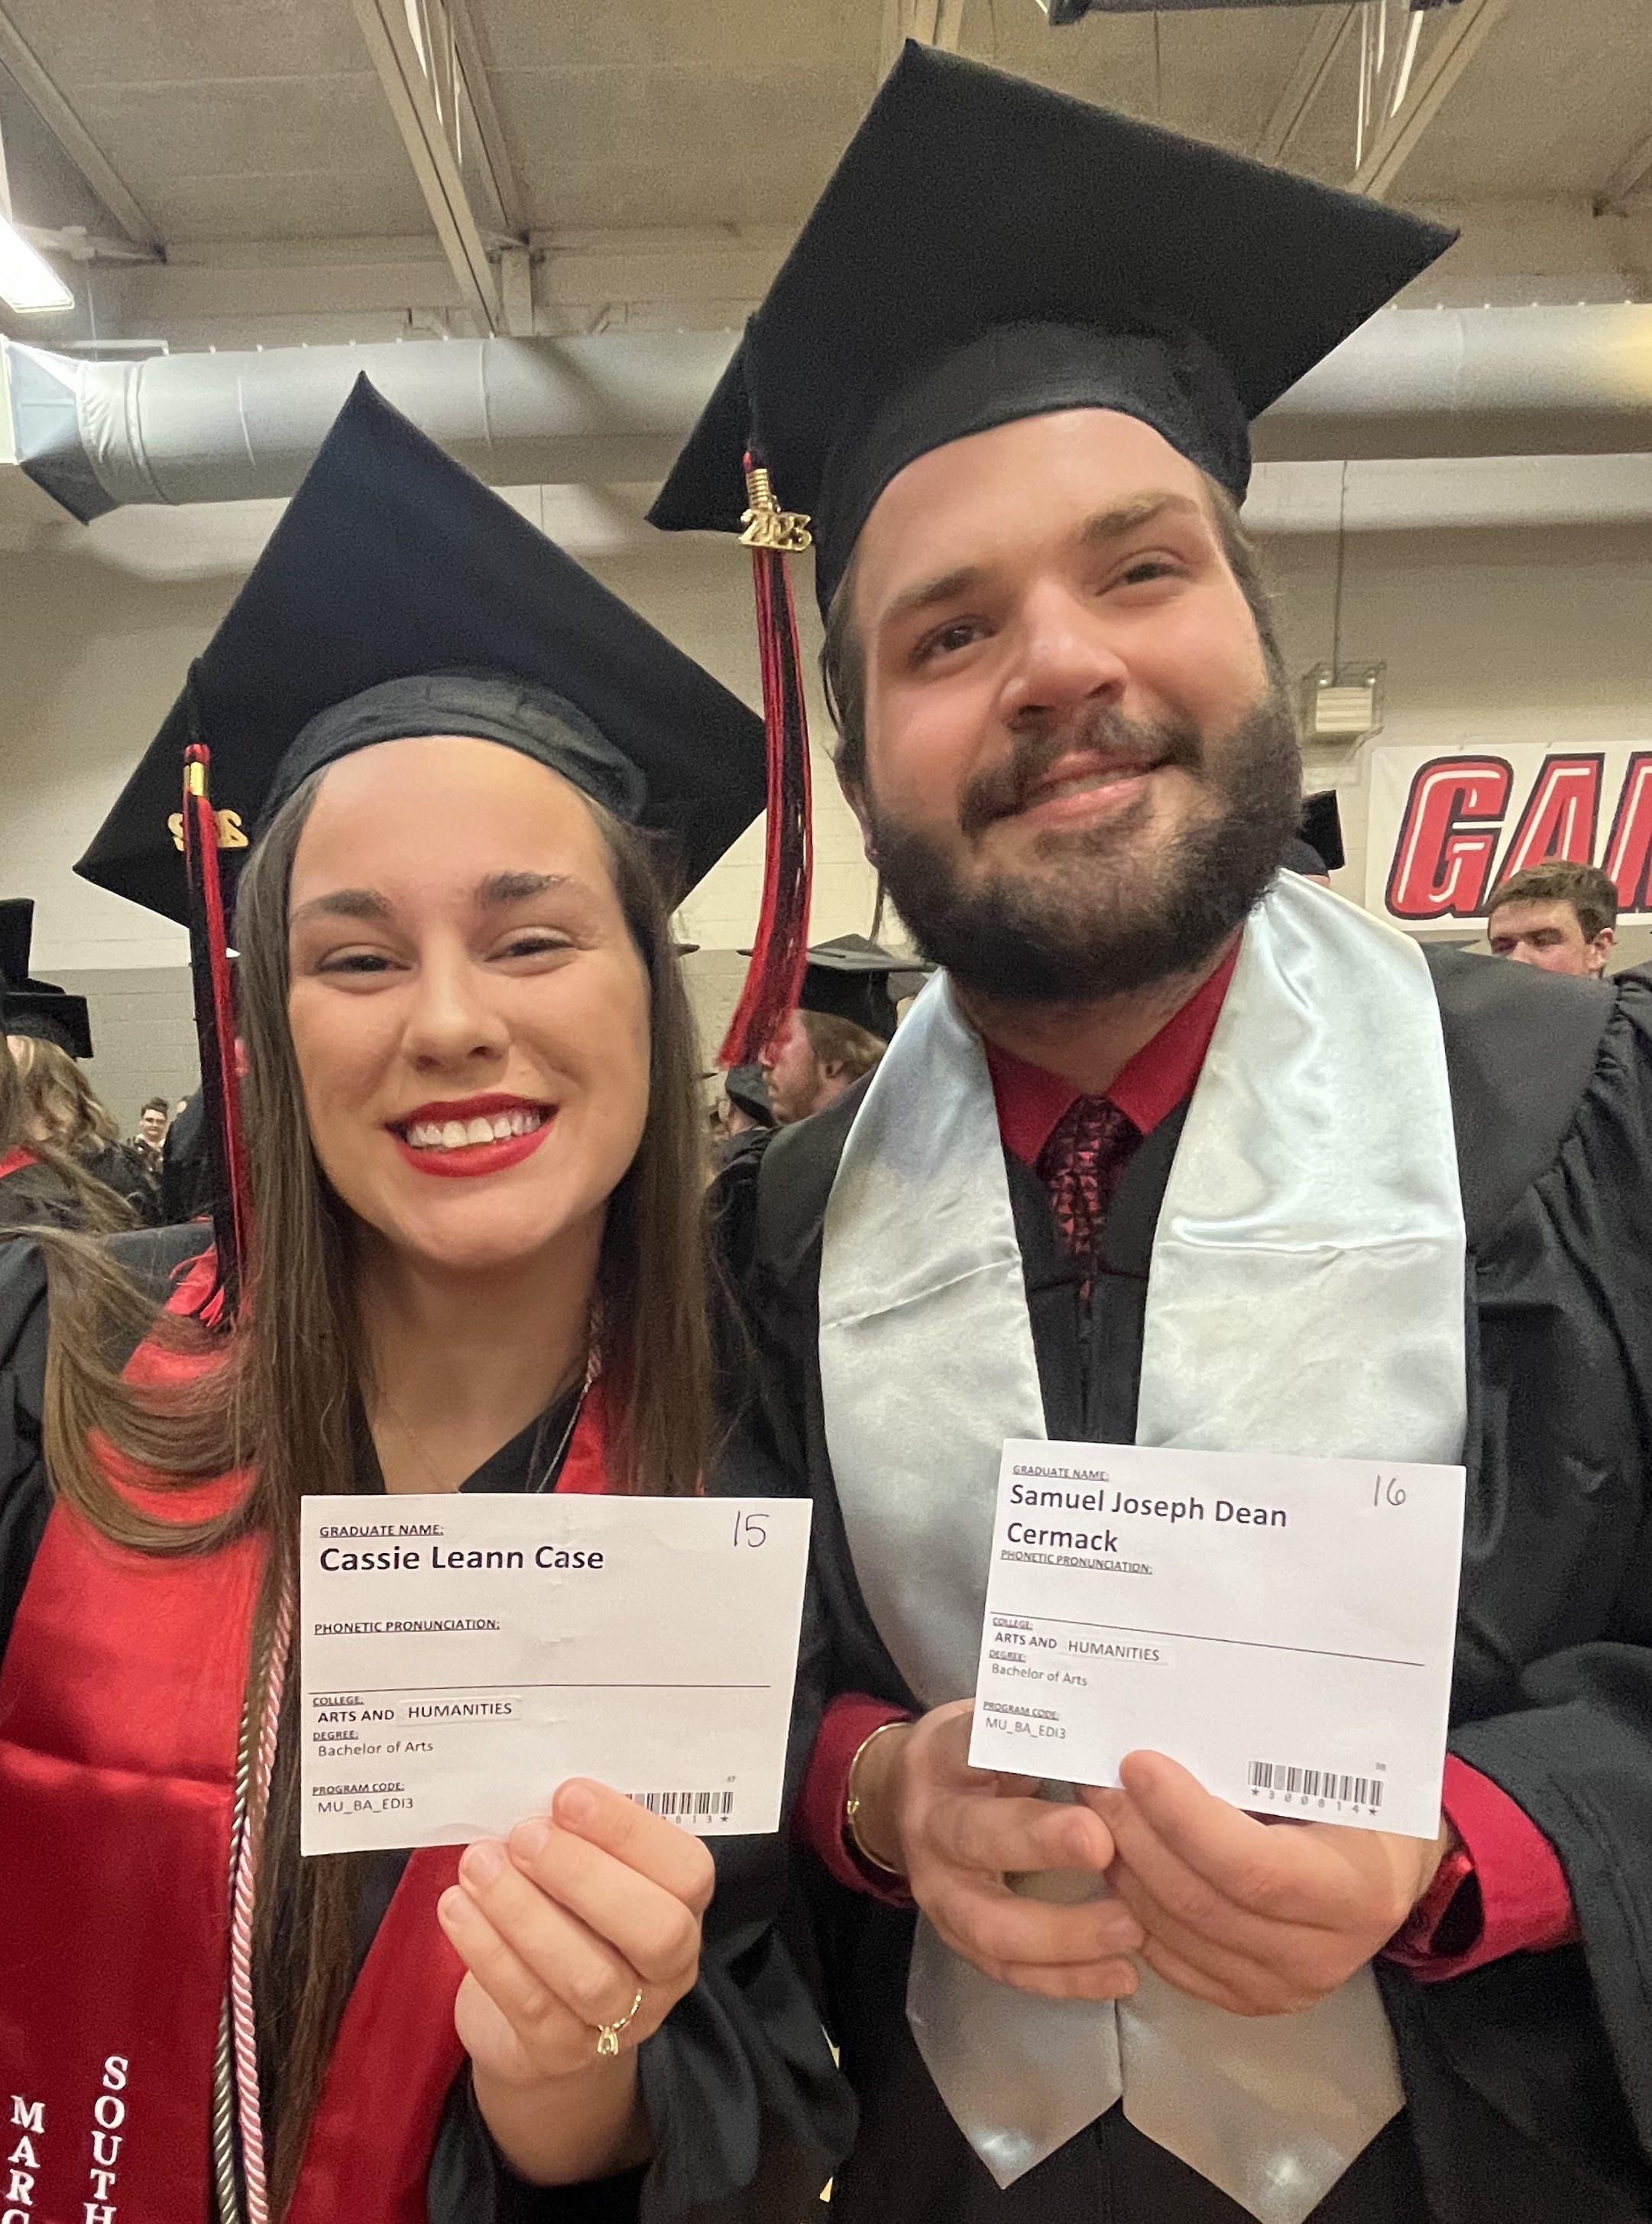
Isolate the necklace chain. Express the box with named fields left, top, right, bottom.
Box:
left=374, top=1347, right=597, bottom=1496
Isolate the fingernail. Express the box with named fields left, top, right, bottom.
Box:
left=462, top=1840, right=506, bottom=1886
left=436, top=1887, right=465, bottom=1925
left=510, top=1818, right=551, bottom=1863
left=556, top=1781, right=597, bottom=1827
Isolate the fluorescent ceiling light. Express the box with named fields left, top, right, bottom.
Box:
left=0, top=216, right=73, bottom=313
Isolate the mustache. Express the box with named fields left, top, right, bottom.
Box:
left=957, top=706, right=1206, bottom=842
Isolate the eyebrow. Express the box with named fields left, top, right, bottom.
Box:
left=478, top=871, right=569, bottom=907
left=879, top=491, right=1208, bottom=627
left=289, top=888, right=392, bottom=928
left=290, top=871, right=570, bottom=929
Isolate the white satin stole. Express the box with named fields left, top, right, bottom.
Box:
left=818, top=873, right=1467, bottom=2224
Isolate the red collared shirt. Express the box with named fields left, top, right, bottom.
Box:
left=986, top=942, right=1240, bottom=1165
left=795, top=953, right=1576, bottom=1976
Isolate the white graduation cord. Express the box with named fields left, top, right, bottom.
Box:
left=228, top=1576, right=293, bottom=2224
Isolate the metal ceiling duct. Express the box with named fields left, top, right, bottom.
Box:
left=5, top=305, right=1652, bottom=524
left=4, top=331, right=742, bottom=521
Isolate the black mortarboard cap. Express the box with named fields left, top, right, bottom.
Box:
left=1301, top=790, right=1346, bottom=874
left=649, top=44, right=1455, bottom=617
left=75, top=378, right=769, bottom=927
left=0, top=897, right=93, bottom=1059
left=798, top=933, right=931, bottom=1042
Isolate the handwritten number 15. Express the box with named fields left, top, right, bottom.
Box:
left=732, top=1512, right=769, bottom=1548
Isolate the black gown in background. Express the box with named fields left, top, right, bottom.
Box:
left=717, top=948, right=1652, bottom=2224
left=0, top=1159, right=87, bottom=1234
left=0, top=1227, right=854, bottom=2224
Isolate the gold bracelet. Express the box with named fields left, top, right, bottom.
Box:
left=844, top=1719, right=912, bottom=1878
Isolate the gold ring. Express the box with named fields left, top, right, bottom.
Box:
left=595, top=1989, right=644, bottom=2058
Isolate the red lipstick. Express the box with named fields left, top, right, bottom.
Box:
left=388, top=1094, right=555, bottom=1181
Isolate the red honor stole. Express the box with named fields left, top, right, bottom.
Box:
left=0, top=1148, right=39, bottom=1181
left=0, top=1260, right=612, bottom=2224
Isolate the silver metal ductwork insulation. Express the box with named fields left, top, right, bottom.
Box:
left=2, top=330, right=742, bottom=520
left=5, top=306, right=1652, bottom=524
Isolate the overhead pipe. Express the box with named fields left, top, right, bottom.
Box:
left=5, top=304, right=1652, bottom=524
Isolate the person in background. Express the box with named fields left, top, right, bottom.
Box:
left=128, top=1094, right=171, bottom=1177
left=759, top=936, right=925, bottom=1125
left=761, top=1011, right=883, bottom=1127
left=1486, top=861, right=1618, bottom=977
left=159, top=1085, right=218, bottom=1224
left=0, top=1035, right=132, bottom=1235
left=8, top=1034, right=157, bottom=1225
left=721, top=1065, right=776, bottom=1141
left=0, top=897, right=94, bottom=1064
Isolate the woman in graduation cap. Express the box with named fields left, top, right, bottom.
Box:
left=0, top=1031, right=134, bottom=1233
left=659, top=44, right=1652, bottom=2224
left=0, top=381, right=851, bottom=2224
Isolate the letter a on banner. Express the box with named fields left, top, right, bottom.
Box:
left=1497, top=756, right=1603, bottom=879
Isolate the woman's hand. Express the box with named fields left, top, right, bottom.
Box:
left=437, top=1778, right=715, bottom=2183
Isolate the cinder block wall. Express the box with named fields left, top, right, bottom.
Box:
left=40, top=965, right=199, bottom=1134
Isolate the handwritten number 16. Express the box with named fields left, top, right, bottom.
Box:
left=1372, top=1474, right=1407, bottom=1509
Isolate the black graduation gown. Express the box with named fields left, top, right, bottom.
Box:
left=717, top=947, right=1652, bottom=2224
left=0, top=1227, right=854, bottom=2224
left=0, top=1160, right=81, bottom=1234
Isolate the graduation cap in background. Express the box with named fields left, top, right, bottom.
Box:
left=1301, top=790, right=1346, bottom=874
left=1282, top=790, right=1346, bottom=878
left=651, top=43, right=1456, bottom=619
left=798, top=934, right=931, bottom=1044
left=0, top=897, right=93, bottom=1060
left=74, top=378, right=770, bottom=1313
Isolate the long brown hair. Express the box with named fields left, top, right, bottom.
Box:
left=10, top=1033, right=121, bottom=1156
left=0, top=1034, right=134, bottom=1234
left=30, top=761, right=716, bottom=2206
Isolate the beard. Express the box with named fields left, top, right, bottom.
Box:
left=865, top=683, right=1304, bottom=1006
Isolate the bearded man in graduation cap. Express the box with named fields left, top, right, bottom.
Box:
left=759, top=936, right=925, bottom=1126
left=656, top=44, right=1652, bottom=2224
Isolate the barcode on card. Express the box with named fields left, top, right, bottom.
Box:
left=627, top=1788, right=735, bottom=1821
left=1248, top=1762, right=1384, bottom=1813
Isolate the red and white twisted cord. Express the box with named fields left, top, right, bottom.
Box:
left=230, top=1575, right=293, bottom=2224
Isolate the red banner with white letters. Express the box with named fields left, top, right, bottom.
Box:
left=1365, top=743, right=1652, bottom=932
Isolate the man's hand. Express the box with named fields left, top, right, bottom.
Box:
left=868, top=1699, right=1145, bottom=2001
left=1083, top=1752, right=1453, bottom=2018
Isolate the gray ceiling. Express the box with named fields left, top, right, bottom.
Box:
left=1, top=0, right=1648, bottom=347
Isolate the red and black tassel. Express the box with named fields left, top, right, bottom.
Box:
left=180, top=735, right=252, bottom=1320
left=718, top=450, right=815, bottom=1069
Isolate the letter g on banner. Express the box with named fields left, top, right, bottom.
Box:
left=1387, top=757, right=1512, bottom=921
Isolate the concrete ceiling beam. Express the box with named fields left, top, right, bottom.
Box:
left=1255, top=7, right=1359, bottom=166
left=348, top=0, right=504, bottom=335
left=0, top=3, right=160, bottom=251
left=1352, top=0, right=1517, bottom=203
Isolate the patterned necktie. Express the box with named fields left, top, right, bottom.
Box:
left=1036, top=1094, right=1139, bottom=1279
